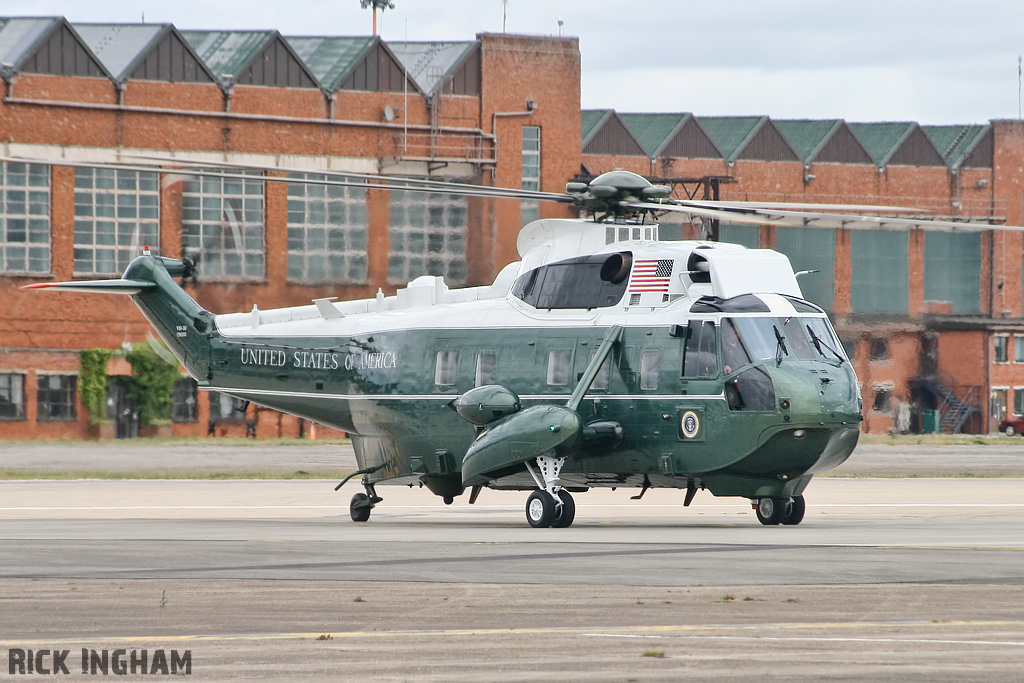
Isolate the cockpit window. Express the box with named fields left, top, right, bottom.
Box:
left=511, top=252, right=632, bottom=309
left=723, top=316, right=846, bottom=366
left=683, top=320, right=718, bottom=378
left=722, top=319, right=751, bottom=375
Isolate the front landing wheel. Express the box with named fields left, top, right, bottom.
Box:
left=526, top=490, right=556, bottom=528
left=350, top=493, right=371, bottom=522
left=755, top=497, right=787, bottom=525
left=782, top=495, right=806, bottom=525
left=551, top=490, right=576, bottom=528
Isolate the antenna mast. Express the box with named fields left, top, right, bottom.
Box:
left=359, top=0, right=395, bottom=36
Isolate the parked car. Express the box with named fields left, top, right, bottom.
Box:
left=997, top=417, right=1024, bottom=436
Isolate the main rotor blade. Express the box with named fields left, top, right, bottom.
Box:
left=124, top=154, right=574, bottom=203
left=679, top=199, right=924, bottom=213
left=625, top=201, right=1024, bottom=232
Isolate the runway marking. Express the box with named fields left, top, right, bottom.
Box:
left=2, top=620, right=1024, bottom=647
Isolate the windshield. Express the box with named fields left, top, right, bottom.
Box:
left=724, top=316, right=846, bottom=370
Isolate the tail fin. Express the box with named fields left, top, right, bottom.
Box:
left=23, top=254, right=215, bottom=381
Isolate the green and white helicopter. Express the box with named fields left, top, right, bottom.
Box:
left=25, top=161, right=1001, bottom=528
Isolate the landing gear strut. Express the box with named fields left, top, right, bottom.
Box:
left=523, top=454, right=575, bottom=528
left=755, top=495, right=805, bottom=526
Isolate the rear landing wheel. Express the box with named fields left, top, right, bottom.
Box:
left=755, top=497, right=787, bottom=525
left=350, top=493, right=371, bottom=522
left=526, top=490, right=556, bottom=528
left=551, top=490, right=576, bottom=528
left=781, top=495, right=806, bottom=525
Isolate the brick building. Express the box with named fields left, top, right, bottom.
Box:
left=0, top=16, right=1021, bottom=439
left=0, top=17, right=579, bottom=439
left=582, top=111, right=1024, bottom=434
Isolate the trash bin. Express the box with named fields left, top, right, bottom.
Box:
left=922, top=409, right=941, bottom=434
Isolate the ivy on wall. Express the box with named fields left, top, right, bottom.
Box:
left=78, top=348, right=113, bottom=426
left=125, top=343, right=181, bottom=427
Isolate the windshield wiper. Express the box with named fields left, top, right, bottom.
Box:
left=806, top=325, right=845, bottom=364
left=773, top=325, right=788, bottom=366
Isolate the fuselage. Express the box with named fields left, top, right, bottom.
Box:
left=179, top=219, right=861, bottom=502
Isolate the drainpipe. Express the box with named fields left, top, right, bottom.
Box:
left=490, top=100, right=536, bottom=179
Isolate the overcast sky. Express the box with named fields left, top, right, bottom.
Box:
left=7, top=0, right=1024, bottom=125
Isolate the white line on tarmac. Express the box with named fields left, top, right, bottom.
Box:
left=585, top=634, right=1024, bottom=646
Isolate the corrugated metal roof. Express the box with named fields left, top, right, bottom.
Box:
left=287, top=35, right=374, bottom=91
left=697, top=116, right=766, bottom=161
left=581, top=109, right=612, bottom=147
left=181, top=29, right=275, bottom=83
left=922, top=124, right=990, bottom=168
left=774, top=119, right=842, bottom=164
left=848, top=122, right=916, bottom=166
left=387, top=41, right=475, bottom=95
left=73, top=23, right=165, bottom=81
left=0, top=17, right=59, bottom=69
left=619, top=112, right=689, bottom=158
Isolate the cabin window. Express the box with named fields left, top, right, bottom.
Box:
left=435, top=350, right=459, bottom=386
left=546, top=349, right=572, bottom=386
left=639, top=350, right=661, bottom=390
left=73, top=167, right=160, bottom=276
left=0, top=161, right=50, bottom=275
left=511, top=252, right=632, bottom=310
left=0, top=373, right=26, bottom=420
left=475, top=352, right=497, bottom=386
left=36, top=374, right=77, bottom=422
left=683, top=320, right=718, bottom=378
left=171, top=378, right=198, bottom=423
left=286, top=173, right=367, bottom=283
left=182, top=170, right=265, bottom=280
left=589, top=350, right=611, bottom=391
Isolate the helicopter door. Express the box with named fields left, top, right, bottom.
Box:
left=677, top=319, right=720, bottom=444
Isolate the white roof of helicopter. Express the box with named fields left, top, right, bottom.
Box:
left=216, top=217, right=806, bottom=337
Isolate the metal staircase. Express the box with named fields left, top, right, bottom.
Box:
left=922, top=376, right=981, bottom=433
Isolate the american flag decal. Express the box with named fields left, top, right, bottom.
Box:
left=629, top=259, right=674, bottom=292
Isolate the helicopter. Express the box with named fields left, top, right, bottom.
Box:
left=21, top=158, right=1012, bottom=528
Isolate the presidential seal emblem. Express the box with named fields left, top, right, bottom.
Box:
left=681, top=410, right=700, bottom=439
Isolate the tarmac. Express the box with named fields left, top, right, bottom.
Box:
left=0, top=440, right=1022, bottom=681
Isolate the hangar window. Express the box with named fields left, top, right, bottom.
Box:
left=521, top=126, right=541, bottom=225
left=182, top=171, right=265, bottom=280
left=287, top=173, right=367, bottom=283
left=994, top=335, right=1009, bottom=364
left=0, top=161, right=50, bottom=275
left=388, top=184, right=468, bottom=286
left=0, top=373, right=26, bottom=420
left=36, top=374, right=77, bottom=422
left=73, top=168, right=159, bottom=276
left=171, top=378, right=198, bottom=423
